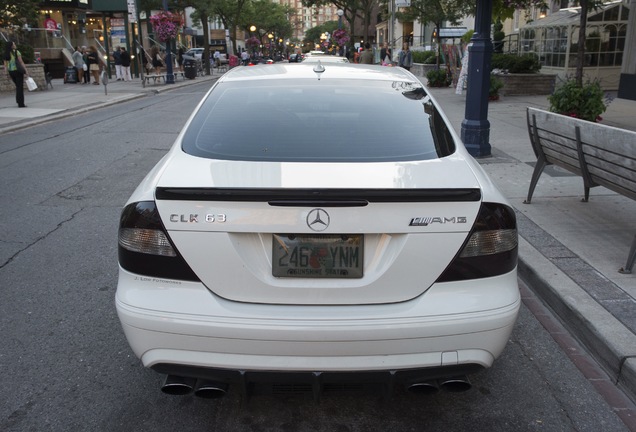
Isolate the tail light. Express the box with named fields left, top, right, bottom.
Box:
left=118, top=201, right=199, bottom=281
left=436, top=203, right=517, bottom=282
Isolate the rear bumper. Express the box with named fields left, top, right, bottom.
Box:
left=116, top=267, right=520, bottom=374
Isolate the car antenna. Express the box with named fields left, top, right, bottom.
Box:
left=313, top=61, right=325, bottom=80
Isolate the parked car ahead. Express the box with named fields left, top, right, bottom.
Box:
left=116, top=63, right=520, bottom=399
left=184, top=48, right=203, bottom=60
left=302, top=54, right=349, bottom=63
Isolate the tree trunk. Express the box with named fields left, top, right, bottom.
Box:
left=201, top=13, right=210, bottom=75
left=576, top=0, right=589, bottom=86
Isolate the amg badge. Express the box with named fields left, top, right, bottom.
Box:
left=409, top=216, right=467, bottom=226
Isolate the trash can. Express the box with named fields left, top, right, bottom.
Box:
left=184, top=59, right=197, bottom=79
left=64, top=66, right=78, bottom=84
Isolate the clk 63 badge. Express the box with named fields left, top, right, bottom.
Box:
left=170, top=214, right=227, bottom=223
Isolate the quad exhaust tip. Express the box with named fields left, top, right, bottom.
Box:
left=161, top=375, right=229, bottom=398
left=161, top=374, right=470, bottom=397
left=161, top=375, right=196, bottom=396
left=407, top=375, right=471, bottom=394
left=193, top=379, right=229, bottom=399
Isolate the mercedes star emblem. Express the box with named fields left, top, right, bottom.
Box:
left=306, top=208, right=330, bottom=232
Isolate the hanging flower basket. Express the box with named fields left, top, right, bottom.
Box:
left=332, top=29, right=349, bottom=47
left=246, top=37, right=261, bottom=48
left=150, top=11, right=183, bottom=42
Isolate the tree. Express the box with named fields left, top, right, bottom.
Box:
left=240, top=0, right=294, bottom=48
left=397, top=0, right=473, bottom=67
left=0, top=0, right=40, bottom=29
left=304, top=21, right=338, bottom=50
left=574, top=0, right=603, bottom=86
left=302, top=0, right=359, bottom=56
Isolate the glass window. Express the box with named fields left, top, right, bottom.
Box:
left=182, top=80, right=454, bottom=162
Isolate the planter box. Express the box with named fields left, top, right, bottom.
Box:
left=1, top=64, right=46, bottom=93
left=411, top=63, right=444, bottom=77
left=495, top=73, right=557, bottom=96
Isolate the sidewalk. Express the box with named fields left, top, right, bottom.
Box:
left=427, top=86, right=636, bottom=404
left=1, top=71, right=635, bottom=403
left=0, top=73, right=219, bottom=134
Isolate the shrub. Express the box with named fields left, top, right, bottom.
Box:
left=412, top=50, right=436, bottom=64
left=461, top=30, right=474, bottom=44
left=0, top=40, right=34, bottom=63
left=426, top=68, right=451, bottom=87
left=491, top=53, right=540, bottom=73
left=548, top=78, right=609, bottom=122
left=509, top=54, right=541, bottom=73
left=493, top=21, right=505, bottom=53
left=489, top=74, right=504, bottom=100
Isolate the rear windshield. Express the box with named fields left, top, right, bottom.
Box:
left=181, top=79, right=456, bottom=162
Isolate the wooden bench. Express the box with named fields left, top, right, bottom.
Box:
left=143, top=72, right=186, bottom=84
left=525, top=107, right=636, bottom=274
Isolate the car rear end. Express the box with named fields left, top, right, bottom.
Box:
left=116, top=64, right=520, bottom=397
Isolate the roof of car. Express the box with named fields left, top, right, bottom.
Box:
left=219, top=63, right=417, bottom=83
left=302, top=56, right=349, bottom=63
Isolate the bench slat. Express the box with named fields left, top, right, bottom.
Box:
left=526, top=107, right=636, bottom=272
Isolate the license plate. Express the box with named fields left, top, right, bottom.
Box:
left=272, top=234, right=363, bottom=278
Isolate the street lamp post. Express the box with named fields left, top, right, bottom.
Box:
left=337, top=9, right=344, bottom=29
left=162, top=0, right=175, bottom=84
left=249, top=25, right=257, bottom=58
left=460, top=0, right=493, bottom=157
left=268, top=33, right=274, bottom=58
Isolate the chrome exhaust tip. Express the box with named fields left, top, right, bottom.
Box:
left=193, top=379, right=229, bottom=399
left=439, top=375, right=471, bottom=392
left=161, top=375, right=196, bottom=396
left=406, top=380, right=440, bottom=395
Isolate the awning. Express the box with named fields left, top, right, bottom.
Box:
left=438, top=28, right=468, bottom=39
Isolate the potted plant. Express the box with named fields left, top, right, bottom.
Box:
left=548, top=78, right=610, bottom=122
left=489, top=74, right=504, bottom=101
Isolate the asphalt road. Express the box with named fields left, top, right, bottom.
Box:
left=0, top=82, right=629, bottom=431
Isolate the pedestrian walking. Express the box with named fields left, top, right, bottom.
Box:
left=120, top=47, right=132, bottom=81
left=358, top=42, right=374, bottom=64
left=177, top=47, right=184, bottom=72
left=398, top=42, right=413, bottom=71
left=82, top=46, right=90, bottom=84
left=87, top=45, right=100, bottom=84
left=3, top=40, right=28, bottom=108
left=150, top=46, right=163, bottom=75
left=112, top=46, right=123, bottom=80
left=72, top=46, right=85, bottom=83
left=380, top=43, right=392, bottom=66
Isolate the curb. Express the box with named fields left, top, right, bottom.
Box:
left=0, top=75, right=220, bottom=135
left=517, top=236, right=636, bottom=403
left=0, top=93, right=147, bottom=135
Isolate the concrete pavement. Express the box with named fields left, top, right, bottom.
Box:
left=1, top=71, right=635, bottom=406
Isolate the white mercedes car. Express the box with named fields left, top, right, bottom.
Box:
left=116, top=63, right=520, bottom=399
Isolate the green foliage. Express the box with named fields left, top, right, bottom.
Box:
left=426, top=68, right=451, bottom=88
left=548, top=78, right=609, bottom=122
left=461, top=29, right=474, bottom=44
left=0, top=0, right=40, bottom=28
left=17, top=43, right=34, bottom=63
left=491, top=53, right=541, bottom=73
left=412, top=50, right=435, bottom=64
left=0, top=40, right=34, bottom=63
left=489, top=74, right=504, bottom=99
